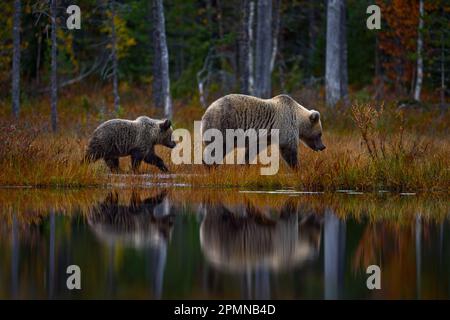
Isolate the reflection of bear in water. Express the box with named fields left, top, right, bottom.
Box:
left=199, top=201, right=322, bottom=272
left=88, top=191, right=173, bottom=248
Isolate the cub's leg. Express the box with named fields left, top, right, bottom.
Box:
left=144, top=153, right=169, bottom=173
left=104, top=157, right=120, bottom=173
left=130, top=150, right=144, bottom=173
left=280, top=145, right=298, bottom=169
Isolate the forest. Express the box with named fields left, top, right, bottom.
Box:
left=0, top=0, right=449, bottom=191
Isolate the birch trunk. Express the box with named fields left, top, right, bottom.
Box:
left=239, top=0, right=251, bottom=94
left=254, top=0, right=272, bottom=98
left=111, top=0, right=120, bottom=113
left=340, top=0, right=348, bottom=102
left=12, top=0, right=21, bottom=119
left=414, top=0, right=424, bottom=101
left=307, top=0, right=317, bottom=78
left=152, top=0, right=172, bottom=119
left=248, top=1, right=255, bottom=94
left=270, top=0, right=281, bottom=74
left=326, top=0, right=347, bottom=107
left=441, top=32, right=446, bottom=109
left=50, top=0, right=58, bottom=132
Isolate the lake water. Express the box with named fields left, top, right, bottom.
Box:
left=0, top=188, right=448, bottom=299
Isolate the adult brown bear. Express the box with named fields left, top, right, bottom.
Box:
left=201, top=94, right=325, bottom=168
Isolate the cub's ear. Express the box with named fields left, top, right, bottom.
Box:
left=309, top=111, right=320, bottom=123
left=159, top=119, right=172, bottom=131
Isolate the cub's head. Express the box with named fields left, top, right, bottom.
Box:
left=158, top=119, right=176, bottom=149
left=299, top=110, right=326, bottom=152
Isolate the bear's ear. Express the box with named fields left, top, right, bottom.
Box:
left=159, top=119, right=172, bottom=131
left=309, top=111, right=320, bottom=123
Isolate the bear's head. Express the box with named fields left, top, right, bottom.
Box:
left=158, top=119, right=176, bottom=149
left=299, top=110, right=326, bottom=152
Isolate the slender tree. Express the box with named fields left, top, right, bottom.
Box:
left=152, top=0, right=172, bottom=119
left=254, top=0, right=272, bottom=98
left=50, top=0, right=58, bottom=131
left=12, top=0, right=21, bottom=119
left=414, top=0, right=424, bottom=101
left=325, top=0, right=347, bottom=107
left=340, top=0, right=348, bottom=102
left=307, top=0, right=318, bottom=79
left=270, top=0, right=281, bottom=73
left=152, top=1, right=162, bottom=109
left=36, top=32, right=42, bottom=85
left=440, top=31, right=446, bottom=109
left=239, top=0, right=255, bottom=95
left=110, top=0, right=120, bottom=113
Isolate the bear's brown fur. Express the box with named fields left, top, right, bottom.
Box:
left=85, top=116, right=175, bottom=172
left=201, top=94, right=325, bottom=168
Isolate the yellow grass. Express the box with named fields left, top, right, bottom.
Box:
left=0, top=187, right=448, bottom=226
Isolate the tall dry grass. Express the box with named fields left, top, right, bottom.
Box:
left=0, top=122, right=105, bottom=187
left=0, top=85, right=448, bottom=191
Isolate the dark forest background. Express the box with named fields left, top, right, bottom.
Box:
left=0, top=0, right=449, bottom=129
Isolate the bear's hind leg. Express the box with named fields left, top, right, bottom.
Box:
left=131, top=150, right=144, bottom=173
left=105, top=157, right=120, bottom=173
left=144, top=153, right=169, bottom=173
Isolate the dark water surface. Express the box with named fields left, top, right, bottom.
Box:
left=0, top=188, right=449, bottom=299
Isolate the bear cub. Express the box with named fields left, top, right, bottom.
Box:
left=85, top=116, right=176, bottom=173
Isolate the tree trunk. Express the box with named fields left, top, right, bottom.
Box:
left=307, top=0, right=317, bottom=79
left=152, top=0, right=172, bottom=119
left=441, top=31, right=446, bottom=109
left=12, top=0, right=21, bottom=119
left=216, top=0, right=227, bottom=91
left=340, top=0, right=348, bottom=102
left=239, top=0, right=255, bottom=95
left=239, top=0, right=249, bottom=94
left=152, top=2, right=162, bottom=109
left=414, top=0, right=424, bottom=101
left=36, top=33, right=42, bottom=86
left=270, top=0, right=281, bottom=74
left=248, top=0, right=255, bottom=95
left=50, top=0, right=58, bottom=132
left=111, top=0, right=120, bottom=113
left=374, top=33, right=383, bottom=101
left=326, top=0, right=347, bottom=107
left=254, top=0, right=272, bottom=98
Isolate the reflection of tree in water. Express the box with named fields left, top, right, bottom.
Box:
left=199, top=200, right=323, bottom=299
left=352, top=216, right=448, bottom=299
left=324, top=209, right=346, bottom=300
left=88, top=190, right=173, bottom=299
left=0, top=212, right=48, bottom=299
